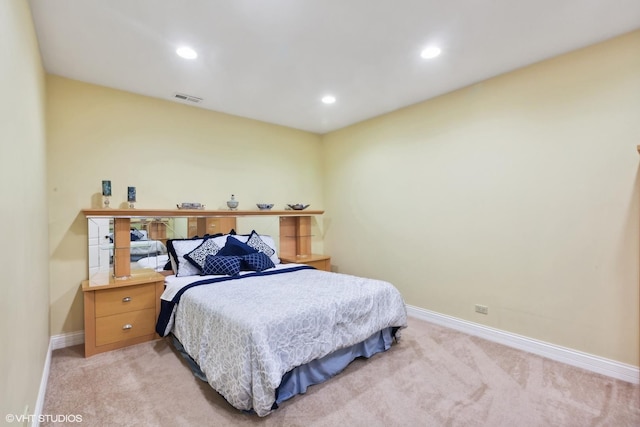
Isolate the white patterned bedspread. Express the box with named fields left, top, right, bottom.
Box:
left=162, top=265, right=407, bottom=416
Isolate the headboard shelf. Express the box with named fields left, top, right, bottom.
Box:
left=83, top=208, right=324, bottom=284
left=83, top=208, right=324, bottom=218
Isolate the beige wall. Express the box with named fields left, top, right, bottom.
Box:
left=0, top=0, right=50, bottom=418
left=322, top=31, right=640, bottom=366
left=46, top=76, right=323, bottom=335
left=43, top=24, right=640, bottom=369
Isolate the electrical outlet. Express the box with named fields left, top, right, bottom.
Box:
left=475, top=304, right=488, bottom=315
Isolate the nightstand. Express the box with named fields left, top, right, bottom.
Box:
left=280, top=254, right=331, bottom=272
left=82, top=269, right=165, bottom=357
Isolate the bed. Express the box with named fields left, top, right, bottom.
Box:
left=156, top=231, right=407, bottom=416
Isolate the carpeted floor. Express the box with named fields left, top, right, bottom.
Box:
left=42, top=317, right=640, bottom=426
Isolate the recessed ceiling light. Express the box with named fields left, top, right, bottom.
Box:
left=420, top=46, right=441, bottom=59
left=322, top=95, right=336, bottom=104
left=176, top=46, right=198, bottom=59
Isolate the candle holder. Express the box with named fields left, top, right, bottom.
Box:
left=127, top=186, right=136, bottom=209
left=102, top=180, right=112, bottom=208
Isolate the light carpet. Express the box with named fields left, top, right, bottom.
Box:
left=42, top=317, right=640, bottom=426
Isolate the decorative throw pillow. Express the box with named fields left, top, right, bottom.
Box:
left=245, top=230, right=275, bottom=258
left=217, top=236, right=258, bottom=257
left=130, top=229, right=144, bottom=241
left=202, top=255, right=241, bottom=276
left=230, top=233, right=280, bottom=265
left=169, top=238, right=206, bottom=277
left=241, top=252, right=275, bottom=272
left=184, top=238, right=222, bottom=272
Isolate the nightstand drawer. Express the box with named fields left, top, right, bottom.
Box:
left=95, top=283, right=156, bottom=317
left=95, top=308, right=156, bottom=346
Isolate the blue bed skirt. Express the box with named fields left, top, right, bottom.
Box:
left=171, top=327, right=397, bottom=409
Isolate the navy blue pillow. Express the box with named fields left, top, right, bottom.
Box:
left=202, top=255, right=242, bottom=276
left=241, top=252, right=275, bottom=272
left=217, top=236, right=258, bottom=257
left=130, top=229, right=144, bottom=241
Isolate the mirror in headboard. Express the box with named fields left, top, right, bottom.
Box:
left=85, top=212, right=286, bottom=286
left=87, top=216, right=189, bottom=285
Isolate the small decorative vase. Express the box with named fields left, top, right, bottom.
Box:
left=227, top=194, right=239, bottom=210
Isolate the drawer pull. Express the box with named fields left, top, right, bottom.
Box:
left=122, top=297, right=131, bottom=302
left=122, top=324, right=133, bottom=330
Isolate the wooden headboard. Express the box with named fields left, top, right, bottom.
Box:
left=83, top=208, right=324, bottom=280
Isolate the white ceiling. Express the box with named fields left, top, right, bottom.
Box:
left=29, top=0, right=640, bottom=134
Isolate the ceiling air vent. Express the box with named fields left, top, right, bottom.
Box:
left=173, top=92, right=203, bottom=104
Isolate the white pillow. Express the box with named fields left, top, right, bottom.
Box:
left=210, top=235, right=230, bottom=248
left=171, top=239, right=206, bottom=277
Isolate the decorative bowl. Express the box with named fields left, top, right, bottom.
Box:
left=287, top=204, right=310, bottom=210
left=177, top=202, right=205, bottom=210
left=256, top=203, right=274, bottom=211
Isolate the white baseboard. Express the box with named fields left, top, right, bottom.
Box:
left=31, top=339, right=53, bottom=427
left=32, top=332, right=84, bottom=427
left=50, top=330, right=84, bottom=350
left=406, top=305, right=639, bottom=385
